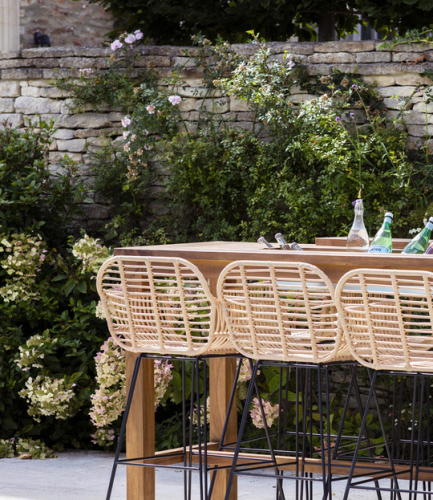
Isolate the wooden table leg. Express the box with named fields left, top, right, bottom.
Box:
left=126, top=351, right=155, bottom=500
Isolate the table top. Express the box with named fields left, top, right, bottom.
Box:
left=114, top=240, right=433, bottom=271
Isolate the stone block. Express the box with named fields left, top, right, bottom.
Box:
left=42, top=69, right=81, bottom=79
left=86, top=137, right=111, bottom=146
left=180, top=111, right=200, bottom=121
left=74, top=128, right=116, bottom=138
left=387, top=43, right=432, bottom=52
left=27, top=79, right=54, bottom=87
left=197, top=98, right=229, bottom=113
left=172, top=57, right=196, bottom=68
left=0, top=59, right=34, bottom=69
left=56, top=113, right=112, bottom=129
left=378, top=86, right=419, bottom=97
left=401, top=110, right=433, bottom=125
left=74, top=47, right=111, bottom=57
left=15, top=96, right=62, bottom=114
left=184, top=78, right=207, bottom=88
left=135, top=56, right=171, bottom=68
left=413, top=102, right=433, bottom=113
left=0, top=81, right=20, bottom=97
left=314, top=41, right=375, bottom=53
left=0, top=114, right=24, bottom=128
left=53, top=129, right=75, bottom=140
left=355, top=52, right=391, bottom=63
left=28, top=114, right=60, bottom=126
left=355, top=64, right=406, bottom=75
left=362, top=76, right=396, bottom=86
left=59, top=57, right=97, bottom=69
left=21, top=48, right=74, bottom=58
left=49, top=152, right=83, bottom=163
left=236, top=111, right=256, bottom=121
left=34, top=58, right=63, bottom=68
left=0, top=99, right=15, bottom=113
left=395, top=74, right=433, bottom=86
left=40, top=87, right=72, bottom=98
left=0, top=51, right=21, bottom=59
left=179, top=98, right=197, bottom=112
left=0, top=68, right=43, bottom=79
left=177, top=87, right=222, bottom=98
left=289, top=94, right=318, bottom=103
left=108, top=112, right=123, bottom=122
left=407, top=125, right=433, bottom=137
left=21, top=86, right=41, bottom=97
left=305, top=64, right=356, bottom=75
left=226, top=121, right=253, bottom=131
left=49, top=139, right=57, bottom=151
left=57, top=139, right=86, bottom=152
left=267, top=42, right=315, bottom=55
left=230, top=97, right=250, bottom=112
left=79, top=203, right=111, bottom=219
left=307, top=52, right=355, bottom=64
left=383, top=97, right=403, bottom=110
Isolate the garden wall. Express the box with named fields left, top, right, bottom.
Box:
left=1, top=40, right=433, bottom=222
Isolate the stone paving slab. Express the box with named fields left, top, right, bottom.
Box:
left=0, top=450, right=414, bottom=500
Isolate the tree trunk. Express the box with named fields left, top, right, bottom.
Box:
left=318, top=11, right=335, bottom=42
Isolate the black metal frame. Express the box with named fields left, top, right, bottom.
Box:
left=342, top=368, right=433, bottom=500
left=224, top=360, right=382, bottom=500
left=106, top=353, right=244, bottom=500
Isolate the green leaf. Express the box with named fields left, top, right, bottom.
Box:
left=65, top=281, right=75, bottom=296
left=77, top=281, right=87, bottom=294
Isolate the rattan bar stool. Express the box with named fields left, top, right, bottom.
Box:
left=97, top=255, right=240, bottom=500
left=335, top=268, right=433, bottom=500
left=217, top=260, right=358, bottom=500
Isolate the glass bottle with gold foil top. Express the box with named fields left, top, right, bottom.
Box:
left=403, top=217, right=433, bottom=254
left=368, top=212, right=393, bottom=253
left=346, top=199, right=369, bottom=252
left=275, top=233, right=291, bottom=250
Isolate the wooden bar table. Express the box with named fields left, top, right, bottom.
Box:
left=114, top=240, right=433, bottom=500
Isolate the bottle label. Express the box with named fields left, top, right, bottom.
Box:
left=369, top=245, right=391, bottom=254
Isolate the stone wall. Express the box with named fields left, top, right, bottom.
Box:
left=1, top=40, right=433, bottom=222
left=20, top=0, right=113, bottom=48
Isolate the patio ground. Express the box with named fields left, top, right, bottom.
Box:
left=0, top=450, right=410, bottom=500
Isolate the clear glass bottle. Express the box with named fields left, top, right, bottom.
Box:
left=368, top=212, right=393, bottom=253
left=257, top=236, right=275, bottom=249
left=346, top=199, right=369, bottom=252
left=403, top=217, right=433, bottom=254
left=290, top=242, right=304, bottom=251
left=275, top=233, right=291, bottom=250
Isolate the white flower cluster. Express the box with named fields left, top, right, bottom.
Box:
left=90, top=428, right=116, bottom=448
left=95, top=300, right=106, bottom=320
left=0, top=438, right=15, bottom=458
left=16, top=332, right=56, bottom=371
left=0, top=233, right=47, bottom=302
left=249, top=397, right=279, bottom=429
left=72, top=234, right=110, bottom=274
left=154, top=359, right=173, bottom=409
left=19, top=375, right=81, bottom=423
left=89, top=337, right=127, bottom=429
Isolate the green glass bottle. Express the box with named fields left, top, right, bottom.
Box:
left=368, top=212, right=393, bottom=254
left=403, top=217, right=433, bottom=254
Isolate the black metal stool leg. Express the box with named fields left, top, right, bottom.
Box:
left=106, top=353, right=142, bottom=500
left=224, top=362, right=261, bottom=500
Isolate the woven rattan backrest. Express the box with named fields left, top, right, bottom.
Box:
left=217, top=260, right=342, bottom=362
left=97, top=256, right=217, bottom=355
left=335, top=269, right=433, bottom=372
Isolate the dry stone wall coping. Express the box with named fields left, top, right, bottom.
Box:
left=0, top=41, right=432, bottom=222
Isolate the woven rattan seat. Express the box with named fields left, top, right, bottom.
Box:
left=217, top=260, right=352, bottom=363
left=336, top=269, right=433, bottom=372
left=98, top=255, right=237, bottom=356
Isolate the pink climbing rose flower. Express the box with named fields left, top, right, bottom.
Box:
left=124, top=34, right=136, bottom=44
left=110, top=40, right=123, bottom=51
left=146, top=105, right=156, bottom=114
left=121, top=117, right=131, bottom=127
left=168, top=95, right=182, bottom=105
left=134, top=30, right=144, bottom=40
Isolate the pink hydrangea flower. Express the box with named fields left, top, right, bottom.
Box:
left=110, top=40, right=123, bottom=51
left=121, top=117, right=131, bottom=127
left=134, top=30, right=144, bottom=40
left=124, top=34, right=136, bottom=44
left=168, top=95, right=182, bottom=105
left=146, top=105, right=155, bottom=114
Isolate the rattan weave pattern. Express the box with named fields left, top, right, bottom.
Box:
left=217, top=260, right=352, bottom=363
left=97, top=256, right=236, bottom=355
left=335, top=269, right=433, bottom=372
